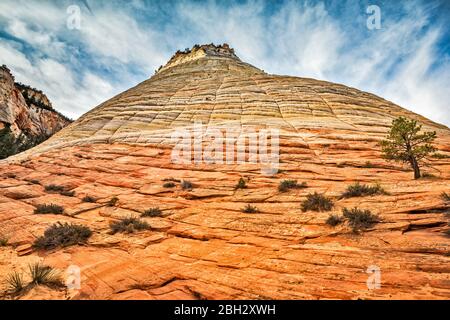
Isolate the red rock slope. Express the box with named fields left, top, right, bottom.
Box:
left=0, top=44, right=449, bottom=300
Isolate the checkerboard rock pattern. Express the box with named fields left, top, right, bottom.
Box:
left=1, top=44, right=449, bottom=300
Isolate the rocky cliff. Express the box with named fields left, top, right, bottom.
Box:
left=0, top=45, right=449, bottom=300
left=0, top=65, right=71, bottom=138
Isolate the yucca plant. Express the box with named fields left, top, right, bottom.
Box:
left=235, top=177, right=247, bottom=189
left=28, top=263, right=62, bottom=287
left=242, top=204, right=259, bottom=214
left=6, top=271, right=24, bottom=293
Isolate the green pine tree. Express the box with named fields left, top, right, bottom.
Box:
left=380, top=117, right=437, bottom=179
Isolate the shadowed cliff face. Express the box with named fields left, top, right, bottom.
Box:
left=0, top=45, right=449, bottom=300
left=0, top=65, right=71, bottom=139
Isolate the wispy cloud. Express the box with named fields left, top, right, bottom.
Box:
left=0, top=0, right=449, bottom=126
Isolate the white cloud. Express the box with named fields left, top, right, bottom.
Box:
left=0, top=0, right=448, bottom=127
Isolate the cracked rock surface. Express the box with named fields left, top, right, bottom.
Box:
left=0, top=45, right=449, bottom=300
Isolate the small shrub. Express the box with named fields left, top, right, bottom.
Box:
left=108, top=197, right=119, bottom=207
left=44, top=185, right=65, bottom=193
left=343, top=207, right=379, bottom=233
left=0, top=237, right=8, bottom=246
left=181, top=180, right=193, bottom=190
left=242, top=204, right=259, bottom=213
left=235, top=178, right=247, bottom=189
left=28, top=263, right=63, bottom=287
left=421, top=172, right=437, bottom=179
left=278, top=180, right=307, bottom=192
left=340, top=182, right=386, bottom=199
left=163, top=182, right=176, bottom=188
left=30, top=179, right=40, bottom=184
left=6, top=271, right=24, bottom=293
left=431, top=153, right=450, bottom=159
left=363, top=161, right=374, bottom=168
left=326, top=215, right=344, bottom=227
left=34, top=204, right=64, bottom=215
left=60, top=190, right=75, bottom=197
left=82, top=196, right=96, bottom=203
left=5, top=173, right=17, bottom=179
left=441, top=192, right=450, bottom=203
left=142, top=207, right=163, bottom=217
left=109, top=217, right=150, bottom=234
left=301, top=192, right=334, bottom=212
left=33, top=222, right=92, bottom=250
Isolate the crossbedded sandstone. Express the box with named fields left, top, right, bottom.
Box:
left=0, top=45, right=449, bottom=300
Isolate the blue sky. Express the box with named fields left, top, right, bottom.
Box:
left=0, top=0, right=449, bottom=126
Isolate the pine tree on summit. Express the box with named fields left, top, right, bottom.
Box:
left=380, top=117, right=437, bottom=179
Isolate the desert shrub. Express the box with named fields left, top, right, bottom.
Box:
left=34, top=204, right=64, bottom=215
left=326, top=215, right=344, bottom=227
left=278, top=180, right=307, bottom=192
left=441, top=192, right=450, bottom=203
left=0, top=237, right=8, bottom=246
left=163, top=182, right=176, bottom=188
left=60, top=190, right=75, bottom=197
left=82, top=196, right=96, bottom=203
left=6, top=271, right=24, bottom=293
left=28, top=263, right=63, bottom=287
left=343, top=207, right=379, bottom=233
left=301, top=192, right=334, bottom=212
left=44, top=185, right=65, bottom=193
left=340, top=182, right=386, bottom=198
left=431, top=153, right=450, bottom=159
left=30, top=179, right=40, bottom=184
left=108, top=197, right=119, bottom=207
left=109, top=217, right=150, bottom=234
left=33, top=222, right=92, bottom=250
left=242, top=204, right=259, bottom=213
left=181, top=180, right=193, bottom=190
left=363, top=161, right=374, bottom=168
left=235, top=177, right=247, bottom=189
left=141, top=207, right=163, bottom=217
